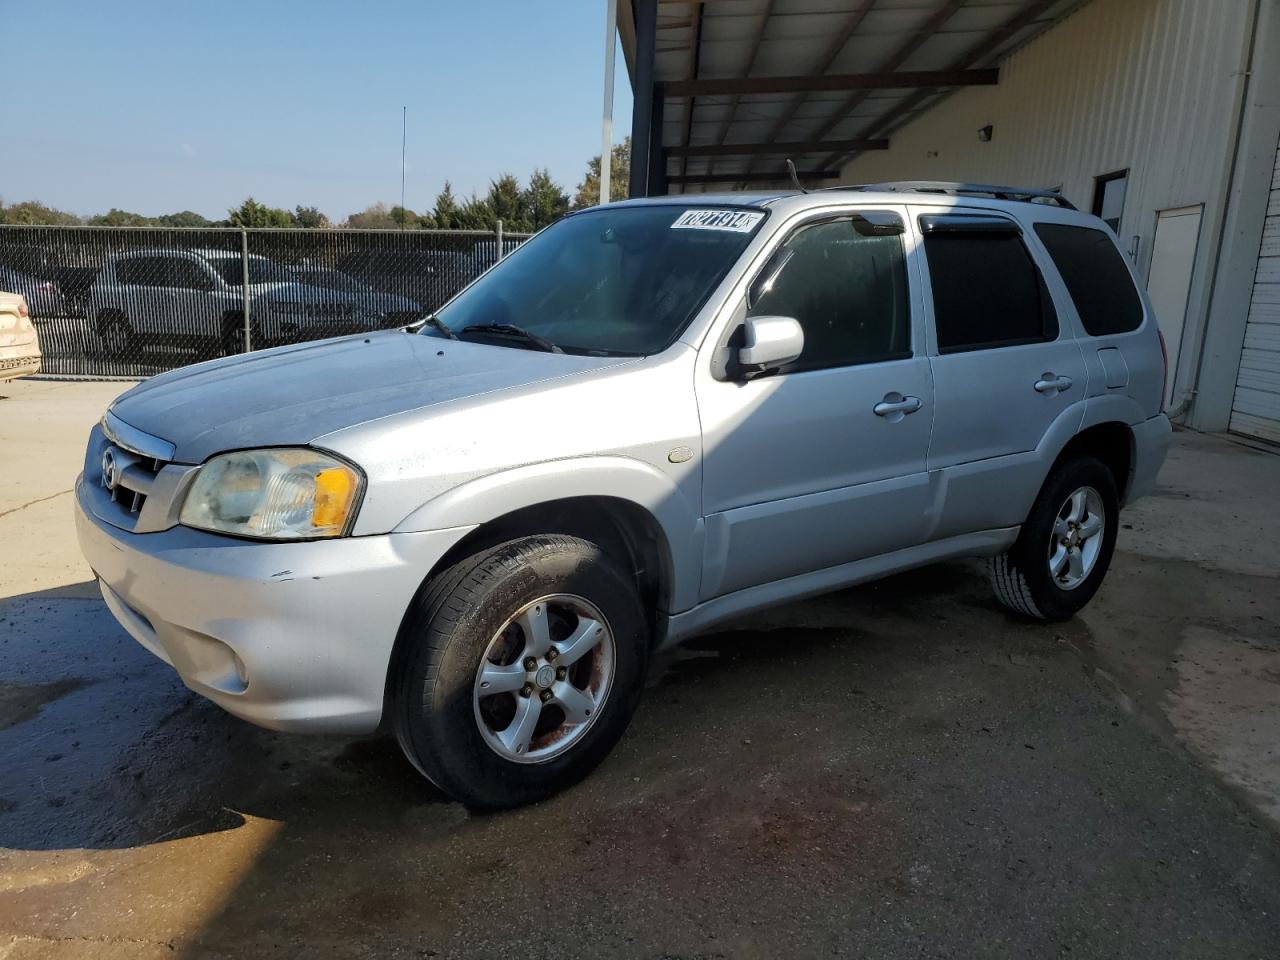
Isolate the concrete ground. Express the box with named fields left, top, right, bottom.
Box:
left=0, top=378, right=1278, bottom=959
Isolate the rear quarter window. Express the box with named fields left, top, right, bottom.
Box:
left=1034, top=223, right=1145, bottom=336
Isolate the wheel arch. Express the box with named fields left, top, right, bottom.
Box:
left=382, top=493, right=682, bottom=727
left=1049, top=421, right=1135, bottom=503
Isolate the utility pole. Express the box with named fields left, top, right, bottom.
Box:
left=400, top=105, right=407, bottom=226
left=599, top=0, right=617, bottom=205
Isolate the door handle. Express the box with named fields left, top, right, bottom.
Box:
left=873, top=394, right=923, bottom=417
left=1034, top=374, right=1073, bottom=394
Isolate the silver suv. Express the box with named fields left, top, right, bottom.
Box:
left=75, top=183, right=1172, bottom=808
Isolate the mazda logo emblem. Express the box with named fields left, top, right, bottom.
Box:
left=101, top=448, right=120, bottom=492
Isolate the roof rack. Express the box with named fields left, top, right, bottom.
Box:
left=823, top=180, right=1076, bottom=209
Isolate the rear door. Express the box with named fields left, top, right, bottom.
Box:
left=914, top=208, right=1088, bottom=539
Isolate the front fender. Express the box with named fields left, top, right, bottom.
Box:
left=392, top=456, right=705, bottom=613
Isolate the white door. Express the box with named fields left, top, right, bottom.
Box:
left=1230, top=144, right=1280, bottom=443
left=1146, top=204, right=1203, bottom=407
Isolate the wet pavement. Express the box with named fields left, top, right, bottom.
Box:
left=1, top=382, right=1278, bottom=958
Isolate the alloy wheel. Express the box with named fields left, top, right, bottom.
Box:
left=1047, top=485, right=1105, bottom=590
left=472, top=594, right=615, bottom=763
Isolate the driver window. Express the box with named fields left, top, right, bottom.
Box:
left=748, top=213, right=911, bottom=374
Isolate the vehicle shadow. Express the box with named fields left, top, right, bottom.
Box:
left=7, top=561, right=1280, bottom=960
left=0, top=562, right=1004, bottom=853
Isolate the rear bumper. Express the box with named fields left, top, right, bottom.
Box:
left=75, top=474, right=473, bottom=734
left=1126, top=413, right=1173, bottom=505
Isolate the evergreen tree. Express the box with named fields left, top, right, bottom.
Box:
left=524, top=168, right=569, bottom=230
left=228, top=197, right=295, bottom=228
left=573, top=138, right=631, bottom=209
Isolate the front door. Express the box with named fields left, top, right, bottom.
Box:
left=696, top=208, right=934, bottom=601
left=164, top=255, right=221, bottom=343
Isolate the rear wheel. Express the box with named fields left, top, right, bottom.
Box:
left=989, top=457, right=1119, bottom=620
left=98, top=312, right=135, bottom=359
left=393, top=535, right=648, bottom=809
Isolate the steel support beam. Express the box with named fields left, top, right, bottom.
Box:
left=665, top=68, right=997, bottom=98
left=669, top=138, right=888, bottom=157
left=628, top=0, right=658, bottom=198
left=669, top=170, right=841, bottom=185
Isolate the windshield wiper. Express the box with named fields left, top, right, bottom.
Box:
left=459, top=323, right=563, bottom=354
left=406, top=313, right=458, bottom=340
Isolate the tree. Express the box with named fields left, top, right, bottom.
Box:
left=524, top=168, right=569, bottom=230
left=389, top=205, right=418, bottom=230
left=485, top=174, right=530, bottom=232
left=228, top=197, right=295, bottom=228
left=292, top=205, right=329, bottom=229
left=0, top=200, right=81, bottom=225
left=429, top=182, right=462, bottom=230
left=88, top=208, right=154, bottom=226
left=156, top=210, right=212, bottom=227
left=573, top=138, right=631, bottom=209
left=344, top=202, right=398, bottom=229
left=455, top=194, right=495, bottom=230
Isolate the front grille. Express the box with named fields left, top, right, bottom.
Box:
left=96, top=442, right=167, bottom=520
left=84, top=413, right=187, bottom=534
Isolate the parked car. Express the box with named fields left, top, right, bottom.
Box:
left=336, top=249, right=481, bottom=312
left=0, top=264, right=65, bottom=318
left=0, top=292, right=42, bottom=380
left=76, top=183, right=1171, bottom=809
left=87, top=249, right=417, bottom=358
left=284, top=266, right=423, bottom=326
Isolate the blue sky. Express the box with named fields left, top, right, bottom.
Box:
left=4, top=0, right=632, bottom=220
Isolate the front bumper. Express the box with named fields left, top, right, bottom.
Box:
left=75, top=475, right=473, bottom=734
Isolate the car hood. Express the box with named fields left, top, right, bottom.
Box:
left=109, top=332, right=633, bottom=463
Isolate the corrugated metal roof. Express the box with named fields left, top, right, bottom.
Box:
left=626, top=0, right=1086, bottom=191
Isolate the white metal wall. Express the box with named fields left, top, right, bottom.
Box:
left=1231, top=145, right=1280, bottom=441
left=841, top=0, right=1257, bottom=417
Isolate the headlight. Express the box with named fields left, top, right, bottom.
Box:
left=179, top=448, right=362, bottom=540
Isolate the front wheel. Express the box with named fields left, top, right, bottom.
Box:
left=392, top=535, right=649, bottom=809
left=988, top=457, right=1119, bottom=621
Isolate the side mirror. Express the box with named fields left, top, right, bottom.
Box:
left=738, top=315, right=803, bottom=377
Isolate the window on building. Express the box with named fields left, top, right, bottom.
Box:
left=1034, top=223, right=1144, bottom=336
left=920, top=216, right=1058, bottom=353
left=1092, top=170, right=1129, bottom=232
left=747, top=213, right=911, bottom=373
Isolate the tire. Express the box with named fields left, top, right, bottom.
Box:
left=220, top=314, right=255, bottom=356
left=988, top=456, right=1119, bottom=621
left=392, top=535, right=649, bottom=809
left=98, top=312, right=135, bottom=359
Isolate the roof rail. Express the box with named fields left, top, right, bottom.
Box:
left=822, top=180, right=1076, bottom=209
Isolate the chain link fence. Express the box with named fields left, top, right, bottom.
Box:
left=0, top=224, right=530, bottom=378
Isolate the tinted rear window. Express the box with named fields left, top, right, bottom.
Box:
left=1034, top=223, right=1144, bottom=336
left=922, top=230, right=1057, bottom=353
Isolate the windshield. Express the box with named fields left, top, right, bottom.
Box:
left=429, top=205, right=766, bottom=355
left=212, top=256, right=297, bottom=286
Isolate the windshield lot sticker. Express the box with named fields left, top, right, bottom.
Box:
left=671, top=210, right=764, bottom=233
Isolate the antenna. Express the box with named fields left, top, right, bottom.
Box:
left=785, top=159, right=809, bottom=194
